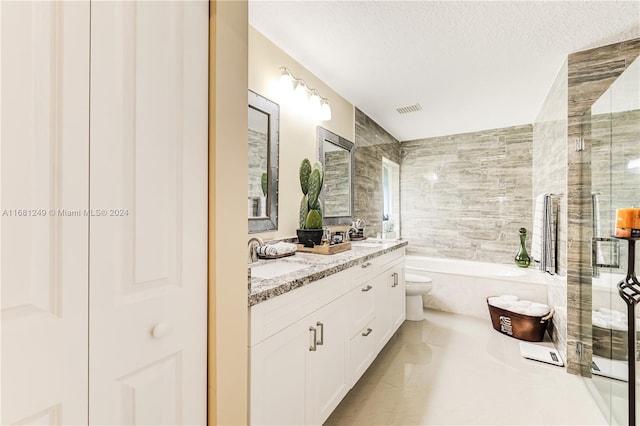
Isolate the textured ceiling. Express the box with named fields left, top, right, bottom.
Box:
left=249, top=1, right=640, bottom=141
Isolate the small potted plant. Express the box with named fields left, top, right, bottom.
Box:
left=297, top=158, right=324, bottom=247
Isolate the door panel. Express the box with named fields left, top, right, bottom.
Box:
left=1, top=2, right=89, bottom=424
left=310, top=298, right=348, bottom=425
left=391, top=263, right=406, bottom=329
left=89, top=2, right=208, bottom=424
left=250, top=322, right=308, bottom=425
left=117, top=353, right=182, bottom=425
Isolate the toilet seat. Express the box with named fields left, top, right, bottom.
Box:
left=406, top=283, right=432, bottom=296
left=405, top=273, right=432, bottom=284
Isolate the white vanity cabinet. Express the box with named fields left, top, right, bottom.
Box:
left=249, top=269, right=351, bottom=426
left=250, top=294, right=348, bottom=425
left=249, top=247, right=405, bottom=425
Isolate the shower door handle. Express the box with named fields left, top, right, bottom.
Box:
left=592, top=237, right=620, bottom=268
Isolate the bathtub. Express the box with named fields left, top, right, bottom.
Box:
left=404, top=255, right=548, bottom=320
left=592, top=272, right=637, bottom=316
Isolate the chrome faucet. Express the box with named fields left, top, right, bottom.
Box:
left=248, top=236, right=264, bottom=263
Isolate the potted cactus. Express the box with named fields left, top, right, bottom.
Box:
left=296, top=158, right=324, bottom=247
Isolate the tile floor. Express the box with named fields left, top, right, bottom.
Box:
left=325, top=309, right=607, bottom=425
left=591, top=374, right=629, bottom=426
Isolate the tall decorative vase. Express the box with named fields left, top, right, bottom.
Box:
left=514, top=227, right=531, bottom=268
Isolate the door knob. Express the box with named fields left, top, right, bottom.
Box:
left=151, top=322, right=171, bottom=338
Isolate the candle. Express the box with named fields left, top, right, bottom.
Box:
left=615, top=208, right=640, bottom=238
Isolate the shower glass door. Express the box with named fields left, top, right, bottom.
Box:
left=589, top=56, right=640, bottom=425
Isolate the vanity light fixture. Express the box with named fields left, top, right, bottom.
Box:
left=279, top=67, right=332, bottom=121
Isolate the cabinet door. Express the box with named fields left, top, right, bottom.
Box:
left=1, top=2, right=89, bottom=424
left=390, top=262, right=406, bottom=331
left=348, top=320, right=376, bottom=387
left=250, top=322, right=309, bottom=425
left=373, top=271, right=393, bottom=352
left=308, top=297, right=348, bottom=425
left=89, top=2, right=208, bottom=424
left=374, top=260, right=406, bottom=351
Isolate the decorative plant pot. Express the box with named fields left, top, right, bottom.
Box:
left=296, top=229, right=323, bottom=248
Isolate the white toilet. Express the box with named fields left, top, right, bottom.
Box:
left=405, top=272, right=433, bottom=321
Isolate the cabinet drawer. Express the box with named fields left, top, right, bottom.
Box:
left=346, top=281, right=375, bottom=337
left=352, top=248, right=405, bottom=287
left=348, top=320, right=376, bottom=387
left=352, top=258, right=379, bottom=286
left=250, top=268, right=352, bottom=346
left=375, top=248, right=405, bottom=271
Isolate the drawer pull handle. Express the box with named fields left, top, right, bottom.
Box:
left=316, top=321, right=324, bottom=346
left=392, top=272, right=398, bottom=287
left=361, top=285, right=373, bottom=292
left=361, top=262, right=372, bottom=269
left=362, top=328, right=373, bottom=337
left=309, top=326, right=317, bottom=351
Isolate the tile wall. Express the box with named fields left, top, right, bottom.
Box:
left=591, top=109, right=640, bottom=274
left=353, top=108, right=401, bottom=237
left=400, top=124, right=534, bottom=264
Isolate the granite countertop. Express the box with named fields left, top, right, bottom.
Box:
left=248, top=240, right=408, bottom=306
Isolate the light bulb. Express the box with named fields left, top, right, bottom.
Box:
left=319, top=99, right=332, bottom=121
left=294, top=80, right=308, bottom=107
left=309, top=90, right=322, bottom=118
left=279, top=67, right=294, bottom=94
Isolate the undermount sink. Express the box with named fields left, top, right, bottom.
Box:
left=251, top=261, right=308, bottom=279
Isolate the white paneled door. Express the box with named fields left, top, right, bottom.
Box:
left=1, top=1, right=208, bottom=425
left=1, top=2, right=90, bottom=424
left=89, top=2, right=208, bottom=425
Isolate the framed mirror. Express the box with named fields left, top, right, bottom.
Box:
left=318, top=126, right=354, bottom=226
left=248, top=90, right=279, bottom=233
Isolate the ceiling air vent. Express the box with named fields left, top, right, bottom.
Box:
left=395, top=103, right=422, bottom=115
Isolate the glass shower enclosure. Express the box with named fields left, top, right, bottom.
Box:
left=587, top=56, right=640, bottom=425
